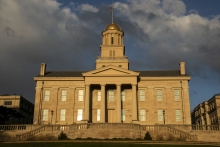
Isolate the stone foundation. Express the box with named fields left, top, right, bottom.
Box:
left=1, top=124, right=220, bottom=142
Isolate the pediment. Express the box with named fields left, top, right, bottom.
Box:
left=82, top=65, right=139, bottom=77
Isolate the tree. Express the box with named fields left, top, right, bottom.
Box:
left=0, top=106, right=24, bottom=124
left=144, top=131, right=152, bottom=140
left=58, top=132, right=69, bottom=140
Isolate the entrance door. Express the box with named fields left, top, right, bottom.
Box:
left=108, top=109, right=115, bottom=123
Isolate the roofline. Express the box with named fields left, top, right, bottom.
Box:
left=140, top=77, right=191, bottom=81
left=34, top=77, right=84, bottom=81
left=0, top=95, right=34, bottom=106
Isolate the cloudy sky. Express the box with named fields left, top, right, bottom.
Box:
left=0, top=0, right=219, bottom=110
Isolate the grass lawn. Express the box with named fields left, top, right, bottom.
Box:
left=0, top=142, right=218, bottom=147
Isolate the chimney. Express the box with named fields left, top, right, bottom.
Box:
left=40, top=63, right=46, bottom=76
left=180, top=62, right=185, bottom=75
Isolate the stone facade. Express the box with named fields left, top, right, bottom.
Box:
left=33, top=22, right=191, bottom=125
left=0, top=95, right=34, bottom=124
left=191, top=93, right=220, bottom=125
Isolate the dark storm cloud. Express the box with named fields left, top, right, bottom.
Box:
left=114, top=0, right=220, bottom=78
left=0, top=0, right=102, bottom=102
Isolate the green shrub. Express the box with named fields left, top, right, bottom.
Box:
left=75, top=138, right=82, bottom=140
left=175, top=135, right=186, bottom=141
left=58, top=132, right=69, bottom=140
left=86, top=137, right=93, bottom=140
left=155, top=134, right=164, bottom=141
left=26, top=134, right=57, bottom=141
left=166, top=134, right=175, bottom=141
left=144, top=131, right=152, bottom=140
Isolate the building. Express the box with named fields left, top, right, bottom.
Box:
left=191, top=93, right=220, bottom=125
left=0, top=95, right=34, bottom=124
left=33, top=22, right=191, bottom=125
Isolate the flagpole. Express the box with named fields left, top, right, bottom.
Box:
left=112, top=2, right=113, bottom=23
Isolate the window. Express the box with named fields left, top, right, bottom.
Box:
left=77, top=109, right=83, bottom=121
left=121, top=91, right=125, bottom=101
left=113, top=50, right=115, bottom=57
left=111, top=37, right=114, bottom=44
left=60, top=109, right=66, bottom=121
left=140, top=109, right=146, bottom=121
left=158, top=110, right=164, bottom=122
left=122, top=109, right=126, bottom=121
left=109, top=91, right=114, bottom=101
left=157, top=90, right=162, bottom=101
left=97, top=109, right=100, bottom=121
left=61, top=90, right=67, bottom=101
left=119, top=65, right=122, bottom=68
left=175, top=110, right=182, bottom=122
left=140, top=90, right=145, bottom=101
left=110, top=50, right=112, bottom=57
left=97, top=91, right=101, bottom=101
left=43, top=109, right=48, bottom=121
left=4, top=101, right=12, bottom=105
left=78, top=90, right=84, bottom=101
left=44, top=90, right=50, bottom=101
left=102, top=65, right=105, bottom=67
left=174, top=89, right=180, bottom=101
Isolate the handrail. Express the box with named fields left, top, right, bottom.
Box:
left=16, top=125, right=46, bottom=141
left=166, top=125, right=195, bottom=141
left=140, top=125, right=196, bottom=141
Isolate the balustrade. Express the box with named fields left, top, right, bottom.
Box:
left=0, top=125, right=26, bottom=130
left=2, top=124, right=219, bottom=141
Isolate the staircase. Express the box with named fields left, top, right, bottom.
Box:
left=140, top=125, right=197, bottom=141
left=16, top=124, right=89, bottom=140
left=16, top=125, right=46, bottom=140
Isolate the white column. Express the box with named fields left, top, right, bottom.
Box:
left=116, top=84, right=121, bottom=122
left=132, top=84, right=137, bottom=121
left=85, top=84, right=90, bottom=121
left=121, top=36, right=123, bottom=45
left=51, top=87, right=59, bottom=124
left=101, top=84, right=106, bottom=122
left=69, top=87, right=75, bottom=123
left=33, top=87, right=41, bottom=124
left=116, top=33, right=118, bottom=45
left=102, top=36, right=104, bottom=45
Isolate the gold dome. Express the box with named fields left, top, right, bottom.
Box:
left=105, top=23, right=121, bottom=31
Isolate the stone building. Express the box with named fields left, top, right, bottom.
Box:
left=191, top=93, right=220, bottom=125
left=33, top=22, right=191, bottom=125
left=0, top=95, right=34, bottom=124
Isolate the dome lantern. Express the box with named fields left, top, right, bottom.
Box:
left=104, top=23, right=121, bottom=31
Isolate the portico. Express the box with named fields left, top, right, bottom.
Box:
left=82, top=65, right=139, bottom=123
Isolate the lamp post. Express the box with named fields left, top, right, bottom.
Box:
left=162, top=110, right=165, bottom=125
left=51, top=110, right=54, bottom=125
